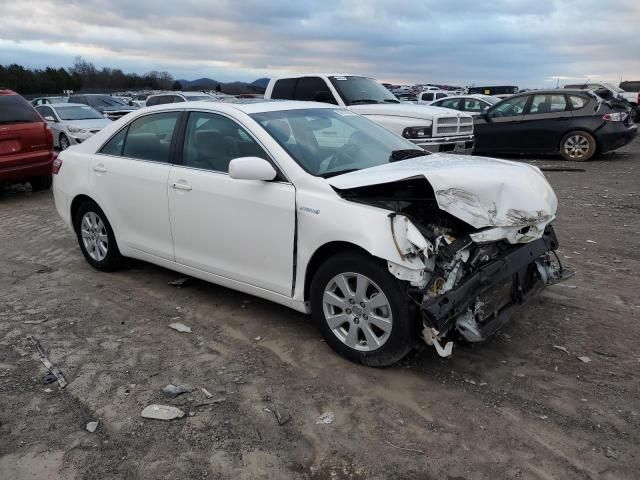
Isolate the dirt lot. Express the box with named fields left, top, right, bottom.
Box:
left=1, top=139, right=639, bottom=480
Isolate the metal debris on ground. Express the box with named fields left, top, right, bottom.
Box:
left=141, top=404, right=185, bottom=421
left=605, top=447, right=618, bottom=459
left=553, top=345, right=570, bottom=355
left=273, top=408, right=291, bottom=426
left=201, top=387, right=214, bottom=399
left=168, top=322, right=192, bottom=333
left=168, top=277, right=191, bottom=288
left=316, top=411, right=335, bottom=425
left=27, top=336, right=68, bottom=389
left=86, top=421, right=99, bottom=433
left=586, top=240, right=597, bottom=244
left=577, top=356, right=591, bottom=363
left=161, top=384, right=193, bottom=398
left=384, top=440, right=424, bottom=454
left=194, top=398, right=226, bottom=408
left=42, top=372, right=57, bottom=385
left=23, top=318, right=49, bottom=325
left=254, top=336, right=262, bottom=341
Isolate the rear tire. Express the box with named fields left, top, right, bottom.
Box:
left=73, top=200, right=122, bottom=271
left=560, top=130, right=596, bottom=161
left=30, top=175, right=52, bottom=192
left=310, top=252, right=415, bottom=367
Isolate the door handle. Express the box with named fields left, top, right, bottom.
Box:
left=93, top=165, right=107, bottom=173
left=172, top=182, right=192, bottom=191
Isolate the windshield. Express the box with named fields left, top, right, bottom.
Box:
left=328, top=76, right=401, bottom=105
left=484, top=96, right=502, bottom=105
left=55, top=105, right=104, bottom=120
left=90, top=96, right=128, bottom=107
left=251, top=108, right=425, bottom=177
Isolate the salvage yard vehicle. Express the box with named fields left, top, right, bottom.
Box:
left=565, top=82, right=639, bottom=121
left=53, top=100, right=570, bottom=366
left=429, top=94, right=501, bottom=116
left=145, top=91, right=220, bottom=106
left=474, top=89, right=637, bottom=161
left=35, top=103, right=112, bottom=150
left=0, top=89, right=56, bottom=191
left=265, top=74, right=475, bottom=154
left=67, top=94, right=138, bottom=121
left=416, top=90, right=450, bottom=104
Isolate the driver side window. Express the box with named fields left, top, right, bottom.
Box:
left=489, top=96, right=529, bottom=118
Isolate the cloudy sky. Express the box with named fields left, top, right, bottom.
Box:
left=0, top=0, right=638, bottom=87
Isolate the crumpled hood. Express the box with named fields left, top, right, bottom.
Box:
left=327, top=154, right=558, bottom=230
left=349, top=103, right=470, bottom=120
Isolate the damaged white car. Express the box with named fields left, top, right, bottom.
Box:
left=52, top=101, right=571, bottom=366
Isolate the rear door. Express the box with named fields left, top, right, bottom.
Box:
left=90, top=111, right=181, bottom=260
left=0, top=94, right=49, bottom=170
left=519, top=94, right=572, bottom=153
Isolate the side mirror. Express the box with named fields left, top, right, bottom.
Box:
left=44, top=116, right=57, bottom=122
left=229, top=157, right=277, bottom=181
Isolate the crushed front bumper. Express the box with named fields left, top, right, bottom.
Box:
left=409, top=134, right=475, bottom=155
left=421, top=226, right=571, bottom=343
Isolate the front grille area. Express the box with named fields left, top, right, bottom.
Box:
left=433, top=114, right=475, bottom=137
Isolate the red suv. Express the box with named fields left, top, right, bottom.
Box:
left=0, top=90, right=55, bottom=191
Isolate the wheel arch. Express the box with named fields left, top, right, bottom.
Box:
left=70, top=194, right=98, bottom=234
left=303, top=241, right=374, bottom=302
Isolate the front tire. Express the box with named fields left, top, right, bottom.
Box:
left=73, top=201, right=122, bottom=271
left=310, top=252, right=415, bottom=367
left=560, top=130, right=596, bottom=161
left=59, top=133, right=70, bottom=150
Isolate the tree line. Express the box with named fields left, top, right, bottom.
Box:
left=0, top=56, right=174, bottom=95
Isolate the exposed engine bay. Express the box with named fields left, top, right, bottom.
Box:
left=335, top=177, right=573, bottom=357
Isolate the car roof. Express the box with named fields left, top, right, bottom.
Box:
left=141, top=100, right=337, bottom=115
left=272, top=73, right=366, bottom=80
left=45, top=103, right=89, bottom=108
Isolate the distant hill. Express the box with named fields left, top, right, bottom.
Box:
left=176, top=77, right=270, bottom=95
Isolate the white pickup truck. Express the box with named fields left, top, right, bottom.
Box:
left=264, top=74, right=475, bottom=154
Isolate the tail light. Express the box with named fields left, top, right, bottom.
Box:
left=44, top=123, right=54, bottom=150
left=602, top=112, right=627, bottom=122
left=52, top=154, right=62, bottom=174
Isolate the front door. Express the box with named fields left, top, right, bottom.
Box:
left=474, top=95, right=531, bottom=152
left=90, top=111, right=181, bottom=260
left=168, top=111, right=296, bottom=296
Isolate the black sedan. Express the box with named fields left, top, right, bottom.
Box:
left=474, top=89, right=637, bottom=161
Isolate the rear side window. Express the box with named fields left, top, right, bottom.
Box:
left=462, top=98, right=485, bottom=112
left=421, top=93, right=434, bottom=101
left=122, top=112, right=180, bottom=162
left=271, top=78, right=297, bottom=99
left=294, top=77, right=337, bottom=104
left=100, top=127, right=127, bottom=156
left=0, top=95, right=40, bottom=123
left=569, top=96, right=588, bottom=109
left=438, top=98, right=461, bottom=109
left=100, top=112, right=180, bottom=162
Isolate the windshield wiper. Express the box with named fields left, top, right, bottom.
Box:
left=383, top=99, right=401, bottom=103
left=319, top=168, right=361, bottom=178
left=348, top=99, right=380, bottom=105
left=389, top=149, right=429, bottom=162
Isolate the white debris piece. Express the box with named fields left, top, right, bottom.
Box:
left=316, top=411, right=335, bottom=425
left=577, top=356, right=591, bottom=363
left=586, top=240, right=597, bottom=244
left=141, top=404, right=185, bottom=421
left=168, top=322, right=192, bottom=333
left=85, top=421, right=99, bottom=433
left=553, top=345, right=570, bottom=355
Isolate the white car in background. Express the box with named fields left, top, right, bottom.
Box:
left=52, top=101, right=569, bottom=366
left=145, top=91, right=221, bottom=107
left=35, top=103, right=112, bottom=150
left=430, top=94, right=502, bottom=116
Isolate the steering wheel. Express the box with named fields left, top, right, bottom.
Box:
left=325, top=143, right=359, bottom=172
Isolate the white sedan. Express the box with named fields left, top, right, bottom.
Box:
left=36, top=103, right=112, bottom=150
left=52, top=101, right=570, bottom=366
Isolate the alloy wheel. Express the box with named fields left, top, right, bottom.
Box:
left=81, top=211, right=109, bottom=262
left=322, top=272, right=393, bottom=352
left=563, top=134, right=590, bottom=160
left=60, top=134, right=70, bottom=150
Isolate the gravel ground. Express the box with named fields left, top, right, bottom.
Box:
left=1, top=139, right=638, bottom=480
